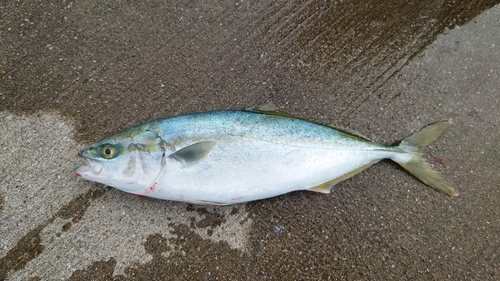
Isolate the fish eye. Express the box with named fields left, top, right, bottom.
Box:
left=101, top=145, right=116, bottom=159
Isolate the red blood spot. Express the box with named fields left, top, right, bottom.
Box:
left=148, top=182, right=157, bottom=192
left=438, top=157, right=445, bottom=164
left=76, top=173, right=82, bottom=178
left=137, top=195, right=148, bottom=199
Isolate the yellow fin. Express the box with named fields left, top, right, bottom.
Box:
left=395, top=121, right=458, bottom=196
left=400, top=160, right=457, bottom=196
left=170, top=141, right=216, bottom=168
left=193, top=200, right=230, bottom=205
left=244, top=104, right=297, bottom=118
left=245, top=104, right=372, bottom=142
left=308, top=161, right=378, bottom=193
left=308, top=178, right=339, bottom=194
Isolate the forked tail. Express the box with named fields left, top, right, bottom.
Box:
left=392, top=121, right=458, bottom=196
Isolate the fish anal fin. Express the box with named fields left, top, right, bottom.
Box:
left=308, top=179, right=338, bottom=194
left=169, top=141, right=216, bottom=168
left=308, top=161, right=378, bottom=193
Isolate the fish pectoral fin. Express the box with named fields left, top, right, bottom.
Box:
left=308, top=161, right=379, bottom=194
left=169, top=141, right=216, bottom=168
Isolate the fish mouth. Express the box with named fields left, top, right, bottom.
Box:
left=74, top=153, right=103, bottom=177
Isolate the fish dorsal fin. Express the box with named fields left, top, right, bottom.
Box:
left=244, top=104, right=297, bottom=118
left=169, top=141, right=216, bottom=168
left=335, top=128, right=373, bottom=142
left=245, top=104, right=371, bottom=142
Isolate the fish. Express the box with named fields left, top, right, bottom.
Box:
left=74, top=105, right=458, bottom=205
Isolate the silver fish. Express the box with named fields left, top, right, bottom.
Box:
left=75, top=105, right=457, bottom=204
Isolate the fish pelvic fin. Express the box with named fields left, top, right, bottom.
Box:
left=193, top=200, right=230, bottom=205
left=393, top=121, right=458, bottom=196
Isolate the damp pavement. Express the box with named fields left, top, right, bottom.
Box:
left=1, top=1, right=500, bottom=280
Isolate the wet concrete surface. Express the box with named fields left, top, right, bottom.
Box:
left=1, top=0, right=500, bottom=280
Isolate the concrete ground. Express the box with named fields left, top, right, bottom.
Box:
left=1, top=1, right=499, bottom=280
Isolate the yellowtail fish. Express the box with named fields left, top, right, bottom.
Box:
left=75, top=105, right=457, bottom=205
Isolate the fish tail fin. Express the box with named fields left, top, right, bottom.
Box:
left=392, top=121, right=458, bottom=196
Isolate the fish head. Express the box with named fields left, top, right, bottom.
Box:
left=74, top=127, right=166, bottom=194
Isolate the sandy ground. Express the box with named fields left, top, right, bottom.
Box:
left=1, top=1, right=499, bottom=280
